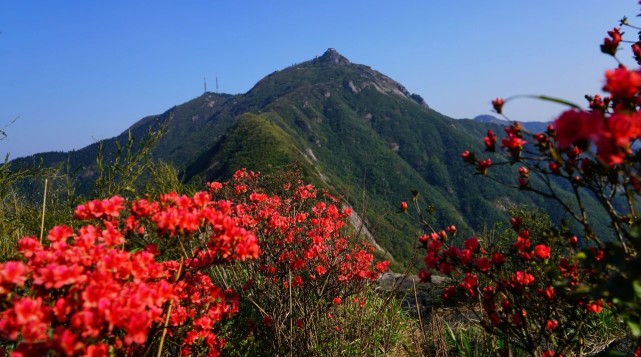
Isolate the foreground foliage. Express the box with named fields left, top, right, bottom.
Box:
left=0, top=168, right=400, bottom=356
left=412, top=207, right=610, bottom=355
left=407, top=2, right=641, bottom=356
left=205, top=169, right=392, bottom=355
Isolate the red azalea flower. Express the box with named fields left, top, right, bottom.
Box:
left=539, top=286, right=555, bottom=301
left=457, top=249, right=473, bottom=266
left=484, top=130, right=497, bottom=151
left=477, top=159, right=492, bottom=175
left=586, top=300, right=603, bottom=313
left=464, top=237, right=480, bottom=251
left=604, top=67, right=641, bottom=100
left=375, top=261, right=390, bottom=273
left=442, top=285, right=456, bottom=300
left=534, top=244, right=551, bottom=260
left=601, top=27, right=622, bottom=55
left=418, top=270, right=431, bottom=282
left=513, top=271, right=535, bottom=286
left=553, top=109, right=604, bottom=148
left=518, top=177, right=528, bottom=188
left=513, top=236, right=530, bottom=251
left=461, top=150, right=475, bottom=164
left=492, top=98, right=505, bottom=114
left=608, top=112, right=641, bottom=148
left=518, top=167, right=529, bottom=178
left=633, top=43, right=641, bottom=64
left=491, top=252, right=506, bottom=265
left=510, top=217, right=522, bottom=231
left=476, top=258, right=492, bottom=273
left=501, top=133, right=527, bottom=158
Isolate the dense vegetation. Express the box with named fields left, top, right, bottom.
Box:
left=7, top=49, right=612, bottom=271
left=6, top=6, right=641, bottom=354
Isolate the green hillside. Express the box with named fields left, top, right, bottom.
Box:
left=7, top=48, right=612, bottom=269
left=183, top=112, right=315, bottom=181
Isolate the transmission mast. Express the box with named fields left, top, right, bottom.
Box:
left=204, top=76, right=207, bottom=94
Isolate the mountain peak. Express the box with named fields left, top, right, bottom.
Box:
left=314, top=48, right=350, bottom=66
left=474, top=115, right=504, bottom=124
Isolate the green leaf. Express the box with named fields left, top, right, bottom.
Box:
left=535, top=95, right=581, bottom=109
left=627, top=320, right=641, bottom=337
left=633, top=280, right=641, bottom=298
left=629, top=220, right=641, bottom=240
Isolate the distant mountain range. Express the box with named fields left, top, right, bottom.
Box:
left=473, top=114, right=551, bottom=134
left=10, top=48, right=609, bottom=269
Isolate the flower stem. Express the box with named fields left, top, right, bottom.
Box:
left=157, top=257, right=183, bottom=357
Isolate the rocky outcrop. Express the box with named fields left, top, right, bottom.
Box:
left=313, top=48, right=351, bottom=66
left=378, top=273, right=448, bottom=321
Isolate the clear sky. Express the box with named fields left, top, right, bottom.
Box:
left=1, top=1, right=639, bottom=159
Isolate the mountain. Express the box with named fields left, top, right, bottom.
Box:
left=473, top=114, right=505, bottom=125
left=9, top=49, right=611, bottom=269
left=473, top=114, right=551, bottom=133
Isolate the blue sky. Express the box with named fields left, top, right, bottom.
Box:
left=1, top=1, right=639, bottom=158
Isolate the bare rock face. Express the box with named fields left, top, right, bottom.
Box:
left=378, top=273, right=448, bottom=321
left=343, top=80, right=360, bottom=94
left=314, top=48, right=351, bottom=66
left=309, top=49, right=431, bottom=107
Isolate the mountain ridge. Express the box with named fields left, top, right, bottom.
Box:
left=8, top=49, right=611, bottom=269
left=473, top=114, right=551, bottom=133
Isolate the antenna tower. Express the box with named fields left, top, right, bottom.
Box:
left=216, top=77, right=219, bottom=93
left=204, top=76, right=207, bottom=93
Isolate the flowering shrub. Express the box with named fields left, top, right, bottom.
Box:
left=451, top=2, right=641, bottom=354
left=0, top=234, right=173, bottom=356
left=0, top=183, right=259, bottom=355
left=206, top=169, right=390, bottom=355
left=415, top=210, right=605, bottom=355
left=0, top=169, right=391, bottom=356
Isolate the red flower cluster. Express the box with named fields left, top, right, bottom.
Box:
left=463, top=66, right=641, bottom=193
left=601, top=27, right=622, bottom=56
left=484, top=130, right=497, bottom=152
left=458, top=9, right=641, bottom=354
left=213, top=170, right=388, bottom=290
left=477, top=158, right=492, bottom=175
left=74, top=196, right=125, bottom=220
left=551, top=67, right=641, bottom=165
left=1, top=229, right=173, bottom=355
left=209, top=170, right=389, bottom=354
left=170, top=271, right=238, bottom=356
left=501, top=123, right=527, bottom=160
left=127, top=192, right=260, bottom=264
left=0, top=172, right=268, bottom=355
left=418, top=217, right=603, bottom=354
left=492, top=98, right=505, bottom=114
